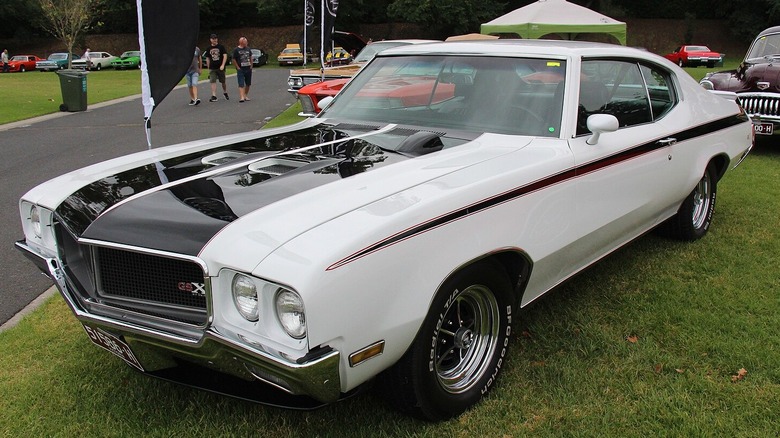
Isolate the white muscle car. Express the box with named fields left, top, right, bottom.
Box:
left=72, top=51, right=117, bottom=70
left=17, top=40, right=753, bottom=420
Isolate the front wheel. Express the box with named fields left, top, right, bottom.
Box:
left=661, top=162, right=717, bottom=241
left=378, top=260, right=514, bottom=420
left=20, top=65, right=25, bottom=72
left=678, top=59, right=684, bottom=67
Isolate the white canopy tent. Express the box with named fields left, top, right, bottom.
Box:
left=480, top=0, right=626, bottom=46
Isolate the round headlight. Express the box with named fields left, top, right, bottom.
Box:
left=275, top=289, right=306, bottom=339
left=30, top=205, right=42, bottom=238
left=232, top=274, right=259, bottom=322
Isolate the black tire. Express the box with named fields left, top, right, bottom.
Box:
left=95, top=64, right=101, bottom=71
left=20, top=65, right=25, bottom=72
left=377, top=260, right=514, bottom=420
left=661, top=162, right=717, bottom=241
left=678, top=59, right=684, bottom=67
left=59, top=103, right=68, bottom=112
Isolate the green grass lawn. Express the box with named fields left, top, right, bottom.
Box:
left=1, top=56, right=778, bottom=435
left=0, top=69, right=146, bottom=124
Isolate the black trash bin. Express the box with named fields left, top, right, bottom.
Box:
left=56, top=69, right=88, bottom=112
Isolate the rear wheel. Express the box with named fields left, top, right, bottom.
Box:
left=661, top=162, right=717, bottom=241
left=378, top=260, right=514, bottom=420
left=95, top=63, right=102, bottom=71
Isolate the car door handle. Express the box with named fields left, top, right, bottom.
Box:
left=657, top=137, right=677, bottom=146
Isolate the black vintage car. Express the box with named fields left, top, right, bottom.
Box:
left=701, top=26, right=780, bottom=141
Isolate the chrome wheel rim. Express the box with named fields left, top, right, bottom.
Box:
left=434, top=285, right=500, bottom=394
left=692, top=171, right=711, bottom=229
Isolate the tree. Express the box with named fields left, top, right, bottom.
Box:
left=387, top=0, right=506, bottom=39
left=37, top=0, right=103, bottom=68
left=0, top=0, right=43, bottom=39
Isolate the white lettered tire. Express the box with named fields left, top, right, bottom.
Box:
left=378, top=260, right=514, bottom=420
left=660, top=162, right=718, bottom=241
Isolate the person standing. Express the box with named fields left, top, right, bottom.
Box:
left=186, top=46, right=202, bottom=105
left=2, top=49, right=9, bottom=73
left=232, top=37, right=253, bottom=102
left=206, top=34, right=229, bottom=102
left=83, top=47, right=92, bottom=70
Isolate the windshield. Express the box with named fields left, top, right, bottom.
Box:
left=321, top=55, right=566, bottom=137
left=121, top=52, right=139, bottom=58
left=746, top=33, right=780, bottom=60
left=49, top=54, right=67, bottom=60
left=11, top=56, right=26, bottom=61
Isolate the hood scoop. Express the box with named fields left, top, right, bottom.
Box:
left=201, top=150, right=248, bottom=166
left=248, top=158, right=309, bottom=176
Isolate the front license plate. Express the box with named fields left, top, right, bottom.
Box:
left=83, top=325, right=144, bottom=371
left=754, top=122, right=774, bottom=135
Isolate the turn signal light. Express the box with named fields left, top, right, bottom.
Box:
left=348, top=341, right=385, bottom=367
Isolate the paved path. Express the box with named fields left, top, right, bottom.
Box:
left=0, top=67, right=297, bottom=327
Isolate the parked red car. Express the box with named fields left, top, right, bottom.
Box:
left=5, top=55, right=43, bottom=72
left=664, top=45, right=723, bottom=68
left=297, top=78, right=350, bottom=116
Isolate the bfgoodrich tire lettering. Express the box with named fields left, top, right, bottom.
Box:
left=661, top=162, right=717, bottom=241
left=377, top=260, right=514, bottom=420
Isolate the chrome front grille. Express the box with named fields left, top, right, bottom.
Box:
left=56, top=223, right=209, bottom=326
left=738, top=93, right=780, bottom=120
left=95, top=246, right=207, bottom=310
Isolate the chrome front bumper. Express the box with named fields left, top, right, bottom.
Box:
left=15, top=240, right=342, bottom=405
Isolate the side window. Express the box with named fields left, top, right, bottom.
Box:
left=640, top=64, right=676, bottom=120
left=577, top=60, right=660, bottom=136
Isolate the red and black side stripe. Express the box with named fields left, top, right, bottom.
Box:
left=327, top=114, right=749, bottom=270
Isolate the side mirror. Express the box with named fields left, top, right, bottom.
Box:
left=318, top=96, right=335, bottom=111
left=586, top=114, right=619, bottom=145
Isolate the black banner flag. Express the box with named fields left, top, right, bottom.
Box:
left=136, top=0, right=199, bottom=147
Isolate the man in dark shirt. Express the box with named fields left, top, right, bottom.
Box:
left=206, top=34, right=229, bottom=102
left=232, top=37, right=253, bottom=102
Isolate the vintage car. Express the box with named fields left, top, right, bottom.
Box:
left=5, top=55, right=42, bottom=72
left=36, top=53, right=78, bottom=71
left=251, top=48, right=268, bottom=67
left=297, top=77, right=349, bottom=116
left=701, top=26, right=780, bottom=140
left=664, top=45, right=723, bottom=68
left=287, top=39, right=437, bottom=92
left=324, top=47, right=352, bottom=66
left=111, top=51, right=142, bottom=69
left=277, top=44, right=309, bottom=66
left=17, top=40, right=753, bottom=421
left=72, top=51, right=117, bottom=70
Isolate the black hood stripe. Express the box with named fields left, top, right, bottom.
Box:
left=326, top=113, right=749, bottom=270
left=56, top=123, right=396, bottom=239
